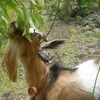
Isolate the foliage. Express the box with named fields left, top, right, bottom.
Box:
left=45, top=0, right=100, bottom=20
left=45, top=0, right=73, bottom=21
left=77, top=0, right=100, bottom=8
left=0, top=0, right=46, bottom=55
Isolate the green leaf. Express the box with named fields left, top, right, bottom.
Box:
left=15, top=17, right=23, bottom=29
left=0, top=16, right=8, bottom=36
left=35, top=0, right=44, bottom=9
left=0, top=5, right=10, bottom=23
left=25, top=34, right=32, bottom=42
left=19, top=2, right=30, bottom=34
left=30, top=0, right=44, bottom=10
left=7, top=9, right=14, bottom=22
left=0, top=40, right=2, bottom=48
left=31, top=13, right=47, bottom=29
left=30, top=0, right=37, bottom=5
left=37, top=14, right=47, bottom=29
left=23, top=29, right=32, bottom=42
left=7, top=1, right=23, bottom=20
left=36, top=0, right=44, bottom=6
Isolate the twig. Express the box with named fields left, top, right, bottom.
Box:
left=92, top=67, right=100, bottom=100
left=43, top=0, right=61, bottom=41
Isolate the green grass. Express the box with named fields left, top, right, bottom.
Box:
left=0, top=66, right=27, bottom=99
left=53, top=28, right=100, bottom=68
left=92, top=32, right=100, bottom=42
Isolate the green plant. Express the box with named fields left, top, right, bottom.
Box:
left=45, top=0, right=100, bottom=20
left=92, top=67, right=100, bottom=100
left=77, top=0, right=100, bottom=8
left=45, top=0, right=73, bottom=21
left=0, top=0, right=46, bottom=54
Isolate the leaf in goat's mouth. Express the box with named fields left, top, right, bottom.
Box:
left=22, top=28, right=32, bottom=42
left=23, top=28, right=40, bottom=42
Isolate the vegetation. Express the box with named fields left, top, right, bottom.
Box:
left=0, top=0, right=46, bottom=54
left=45, top=0, right=100, bottom=21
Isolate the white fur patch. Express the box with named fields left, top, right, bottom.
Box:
left=29, top=28, right=43, bottom=37
left=77, top=60, right=100, bottom=100
left=29, top=28, right=34, bottom=34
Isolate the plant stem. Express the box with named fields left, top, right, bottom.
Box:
left=44, top=0, right=61, bottom=40
left=92, top=67, right=100, bottom=100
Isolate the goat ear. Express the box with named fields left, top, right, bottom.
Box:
left=2, top=40, right=20, bottom=82
left=41, top=39, right=66, bottom=49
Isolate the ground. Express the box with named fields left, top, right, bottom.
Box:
left=0, top=8, right=100, bottom=100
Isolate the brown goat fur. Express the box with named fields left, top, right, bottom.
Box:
left=2, top=39, right=20, bottom=82
left=2, top=23, right=100, bottom=100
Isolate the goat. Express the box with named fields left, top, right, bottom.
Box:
left=2, top=22, right=100, bottom=100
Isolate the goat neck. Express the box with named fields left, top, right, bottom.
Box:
left=20, top=53, right=49, bottom=86
left=20, top=52, right=50, bottom=99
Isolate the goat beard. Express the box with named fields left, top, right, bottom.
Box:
left=2, top=39, right=20, bottom=82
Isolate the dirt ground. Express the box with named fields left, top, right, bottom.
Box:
left=45, top=17, right=100, bottom=66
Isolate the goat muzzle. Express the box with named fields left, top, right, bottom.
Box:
left=29, top=28, right=43, bottom=39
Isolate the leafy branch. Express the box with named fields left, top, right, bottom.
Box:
left=0, top=0, right=46, bottom=55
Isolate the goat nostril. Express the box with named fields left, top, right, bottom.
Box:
left=36, top=33, right=43, bottom=39
left=37, top=32, right=43, bottom=39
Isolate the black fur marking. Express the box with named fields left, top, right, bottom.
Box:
left=49, top=63, right=78, bottom=84
left=11, top=22, right=24, bottom=36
